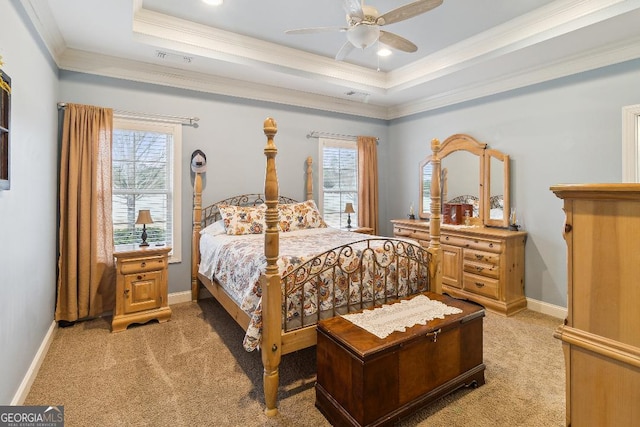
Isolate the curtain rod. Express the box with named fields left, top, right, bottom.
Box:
left=57, top=102, right=199, bottom=127
left=307, top=131, right=379, bottom=143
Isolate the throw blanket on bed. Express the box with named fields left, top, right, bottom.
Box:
left=199, top=227, right=424, bottom=351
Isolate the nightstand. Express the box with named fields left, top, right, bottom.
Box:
left=112, top=245, right=172, bottom=332
left=350, top=227, right=374, bottom=235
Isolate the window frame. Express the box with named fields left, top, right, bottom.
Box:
left=318, top=137, right=359, bottom=229
left=622, top=104, right=640, bottom=182
left=112, top=117, right=182, bottom=263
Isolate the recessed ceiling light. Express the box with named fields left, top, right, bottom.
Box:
left=202, top=0, right=223, bottom=6
left=377, top=48, right=392, bottom=57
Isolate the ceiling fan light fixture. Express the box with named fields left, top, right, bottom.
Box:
left=346, top=25, right=380, bottom=49
left=202, top=0, right=223, bottom=6
left=377, top=47, right=392, bottom=57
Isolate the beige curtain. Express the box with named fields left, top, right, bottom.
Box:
left=357, top=136, right=379, bottom=235
left=55, top=104, right=115, bottom=322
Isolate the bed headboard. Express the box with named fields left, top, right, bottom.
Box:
left=201, top=194, right=299, bottom=227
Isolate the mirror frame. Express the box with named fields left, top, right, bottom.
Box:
left=484, top=148, right=510, bottom=228
left=418, top=134, right=511, bottom=228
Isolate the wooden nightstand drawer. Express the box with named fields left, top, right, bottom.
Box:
left=119, top=256, right=166, bottom=275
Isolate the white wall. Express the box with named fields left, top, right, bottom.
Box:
left=0, top=1, right=59, bottom=404
left=58, top=72, right=390, bottom=295
left=386, top=58, right=640, bottom=307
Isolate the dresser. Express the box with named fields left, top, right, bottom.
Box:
left=112, top=245, right=172, bottom=332
left=391, top=219, right=527, bottom=316
left=551, top=184, right=640, bottom=426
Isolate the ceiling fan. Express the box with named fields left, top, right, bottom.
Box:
left=285, top=0, right=443, bottom=61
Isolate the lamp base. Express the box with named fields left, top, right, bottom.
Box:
left=140, top=225, right=149, bottom=247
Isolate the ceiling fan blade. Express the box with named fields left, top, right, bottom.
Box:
left=379, top=31, right=418, bottom=53
left=335, top=41, right=355, bottom=61
left=343, top=0, right=364, bottom=22
left=377, top=0, right=443, bottom=26
left=285, top=26, right=348, bottom=35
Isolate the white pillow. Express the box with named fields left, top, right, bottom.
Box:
left=200, top=219, right=226, bottom=236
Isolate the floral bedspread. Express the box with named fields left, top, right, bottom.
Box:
left=199, top=227, right=426, bottom=351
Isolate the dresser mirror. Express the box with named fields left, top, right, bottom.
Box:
left=485, top=149, right=510, bottom=228
left=419, top=134, right=511, bottom=228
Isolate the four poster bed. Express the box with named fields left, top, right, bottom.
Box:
left=190, top=118, right=445, bottom=415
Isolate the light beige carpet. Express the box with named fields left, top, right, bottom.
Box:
left=25, top=298, right=565, bottom=426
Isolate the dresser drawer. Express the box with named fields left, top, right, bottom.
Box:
left=463, top=259, right=500, bottom=279
left=394, top=227, right=430, bottom=246
left=441, top=234, right=468, bottom=247
left=464, top=238, right=501, bottom=253
left=463, top=272, right=499, bottom=299
left=119, top=256, right=167, bottom=274
left=464, top=248, right=500, bottom=265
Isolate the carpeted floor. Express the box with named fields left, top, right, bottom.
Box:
left=25, top=298, right=565, bottom=426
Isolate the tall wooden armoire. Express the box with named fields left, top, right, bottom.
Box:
left=551, top=184, right=640, bottom=426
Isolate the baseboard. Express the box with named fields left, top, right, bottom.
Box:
left=168, top=289, right=212, bottom=305
left=11, top=320, right=57, bottom=405
left=525, top=298, right=567, bottom=320
left=167, top=290, right=192, bottom=305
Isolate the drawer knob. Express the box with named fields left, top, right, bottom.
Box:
left=475, top=254, right=483, bottom=260
left=475, top=266, right=484, bottom=272
left=489, top=243, right=494, bottom=248
left=137, top=275, right=142, bottom=280
left=141, top=261, right=146, bottom=267
left=124, top=289, right=130, bottom=296
left=475, top=282, right=484, bottom=288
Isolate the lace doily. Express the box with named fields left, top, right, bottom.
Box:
left=341, top=295, right=463, bottom=339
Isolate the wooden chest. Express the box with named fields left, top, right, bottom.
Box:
left=316, top=292, right=485, bottom=427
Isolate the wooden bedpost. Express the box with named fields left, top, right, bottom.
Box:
left=429, top=138, right=443, bottom=294
left=261, top=117, right=282, bottom=416
left=191, top=172, right=203, bottom=301
left=306, top=156, right=313, bottom=201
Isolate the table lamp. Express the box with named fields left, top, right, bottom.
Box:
left=135, top=209, right=153, bottom=247
left=344, top=203, right=355, bottom=229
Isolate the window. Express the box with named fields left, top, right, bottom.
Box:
left=112, top=118, right=182, bottom=262
left=319, top=138, right=358, bottom=229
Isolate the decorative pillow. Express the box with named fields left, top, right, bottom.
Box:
left=278, top=200, right=327, bottom=232
left=219, top=204, right=266, bottom=235
left=200, top=219, right=226, bottom=236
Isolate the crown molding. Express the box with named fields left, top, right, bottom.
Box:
left=132, top=8, right=388, bottom=94
left=387, top=0, right=640, bottom=92
left=57, top=49, right=389, bottom=120
left=20, top=0, right=640, bottom=121
left=19, top=0, right=66, bottom=58
left=388, top=34, right=640, bottom=119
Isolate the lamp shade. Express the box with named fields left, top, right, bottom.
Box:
left=135, top=209, right=153, bottom=225
left=346, top=25, right=380, bottom=49
left=344, top=203, right=355, bottom=214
